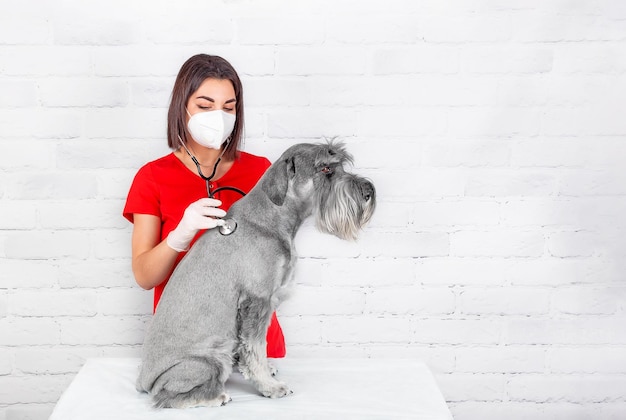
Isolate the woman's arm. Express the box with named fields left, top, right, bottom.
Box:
left=131, top=214, right=180, bottom=290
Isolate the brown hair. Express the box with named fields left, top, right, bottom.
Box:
left=167, top=54, right=244, bottom=160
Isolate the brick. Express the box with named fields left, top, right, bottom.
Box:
left=462, top=46, right=554, bottom=74
left=366, top=201, right=413, bottom=229
left=0, top=318, right=59, bottom=346
left=359, top=231, right=450, bottom=258
left=322, top=257, right=416, bottom=288
left=548, top=347, right=626, bottom=374
left=243, top=78, right=310, bottom=107
left=420, top=14, right=511, bottom=43
left=0, top=348, right=12, bottom=374
left=0, top=46, right=91, bottom=77
left=511, top=139, right=588, bottom=167
left=543, top=107, right=626, bottom=136
left=293, top=224, right=362, bottom=258
left=459, top=287, right=550, bottom=315
left=365, top=287, right=455, bottom=315
left=237, top=17, right=324, bottom=45
left=0, top=200, right=37, bottom=229
left=501, top=199, right=585, bottom=227
left=5, top=404, right=55, bottom=420
left=97, top=288, right=153, bottom=316
left=321, top=316, right=412, bottom=344
left=58, top=316, right=149, bottom=345
left=496, top=76, right=550, bottom=106
left=506, top=257, right=613, bottom=286
left=0, top=140, right=56, bottom=170
left=0, top=18, right=50, bottom=45
left=0, top=375, right=72, bottom=404
left=145, top=18, right=232, bottom=45
left=96, top=169, right=138, bottom=199
left=358, top=107, right=447, bottom=137
left=0, top=260, right=58, bottom=289
left=455, top=346, right=545, bottom=373
left=280, top=286, right=365, bottom=316
left=503, top=318, right=626, bottom=345
left=4, top=231, right=91, bottom=260
left=0, top=109, right=83, bottom=138
left=559, top=169, right=626, bottom=196
left=39, top=199, right=126, bottom=229
left=83, top=108, right=166, bottom=139
left=5, top=172, right=97, bottom=199
left=15, top=348, right=94, bottom=374
left=411, top=199, right=501, bottom=227
left=447, top=107, right=541, bottom=138
left=58, top=260, right=133, bottom=289
left=129, top=78, right=172, bottom=108
left=372, top=46, right=459, bottom=74
left=0, top=81, right=37, bottom=107
left=39, top=78, right=129, bottom=107
left=267, top=108, right=357, bottom=139
left=327, top=15, right=421, bottom=44
left=465, top=169, right=557, bottom=197
left=412, top=319, right=502, bottom=345
left=365, top=169, right=464, bottom=198
left=277, top=316, right=322, bottom=345
left=416, top=258, right=511, bottom=286
left=11, top=290, right=97, bottom=317
left=451, top=230, right=544, bottom=257
left=547, top=231, right=597, bottom=258
left=552, top=287, right=625, bottom=315
left=507, top=374, right=626, bottom=403
left=278, top=46, right=367, bottom=75
left=91, top=229, right=132, bottom=259
left=437, top=373, right=506, bottom=402
left=423, top=140, right=510, bottom=167
left=53, top=18, right=139, bottom=45
left=94, top=46, right=197, bottom=77
left=553, top=44, right=626, bottom=74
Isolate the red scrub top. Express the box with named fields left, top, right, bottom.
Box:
left=123, top=151, right=286, bottom=358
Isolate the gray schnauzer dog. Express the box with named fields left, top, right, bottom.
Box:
left=136, top=141, right=376, bottom=408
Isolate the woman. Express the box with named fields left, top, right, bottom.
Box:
left=123, top=54, right=286, bottom=358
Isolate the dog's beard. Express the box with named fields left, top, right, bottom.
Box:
left=316, top=176, right=375, bottom=241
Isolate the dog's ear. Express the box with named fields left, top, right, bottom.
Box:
left=262, top=156, right=296, bottom=206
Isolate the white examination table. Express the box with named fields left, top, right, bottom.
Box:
left=50, top=358, right=453, bottom=420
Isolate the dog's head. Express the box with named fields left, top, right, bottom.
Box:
left=261, top=140, right=376, bottom=240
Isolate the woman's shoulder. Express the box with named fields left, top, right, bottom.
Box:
left=236, top=151, right=271, bottom=171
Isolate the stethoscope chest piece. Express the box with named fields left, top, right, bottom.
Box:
left=219, top=218, right=238, bottom=236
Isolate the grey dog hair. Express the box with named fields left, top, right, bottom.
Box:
left=136, top=140, right=376, bottom=408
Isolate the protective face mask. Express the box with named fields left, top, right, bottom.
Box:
left=186, top=109, right=236, bottom=149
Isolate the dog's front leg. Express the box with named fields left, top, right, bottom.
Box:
left=236, top=297, right=292, bottom=398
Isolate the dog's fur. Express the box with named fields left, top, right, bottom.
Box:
left=136, top=141, right=376, bottom=408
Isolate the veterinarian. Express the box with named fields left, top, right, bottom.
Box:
left=123, top=54, right=286, bottom=358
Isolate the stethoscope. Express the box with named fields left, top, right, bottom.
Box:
left=178, top=135, right=243, bottom=235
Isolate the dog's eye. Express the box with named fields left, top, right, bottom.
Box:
left=321, top=166, right=333, bottom=175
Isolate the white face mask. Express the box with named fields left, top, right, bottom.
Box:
left=186, top=109, right=236, bottom=149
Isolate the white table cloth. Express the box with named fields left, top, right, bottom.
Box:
left=50, top=358, right=453, bottom=420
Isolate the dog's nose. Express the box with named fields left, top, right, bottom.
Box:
left=360, top=181, right=375, bottom=202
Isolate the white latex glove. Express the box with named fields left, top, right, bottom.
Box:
left=166, top=198, right=227, bottom=252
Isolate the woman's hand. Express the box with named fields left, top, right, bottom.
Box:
left=166, top=198, right=226, bottom=252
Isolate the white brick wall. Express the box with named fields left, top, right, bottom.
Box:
left=1, top=1, right=625, bottom=419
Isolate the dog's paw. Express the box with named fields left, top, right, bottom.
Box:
left=204, top=392, right=231, bottom=407
left=261, top=382, right=293, bottom=399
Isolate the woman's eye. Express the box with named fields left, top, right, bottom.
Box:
left=197, top=105, right=210, bottom=110
left=224, top=108, right=234, bottom=112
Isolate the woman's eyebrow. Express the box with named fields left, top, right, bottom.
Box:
left=196, top=96, right=236, bottom=104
